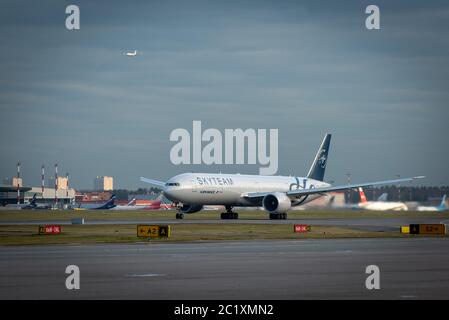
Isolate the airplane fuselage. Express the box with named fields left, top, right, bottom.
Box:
left=163, top=173, right=330, bottom=207
left=359, top=201, right=408, bottom=211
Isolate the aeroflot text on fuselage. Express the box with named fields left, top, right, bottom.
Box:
left=169, top=121, right=278, bottom=175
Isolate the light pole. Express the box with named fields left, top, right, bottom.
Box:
left=54, top=163, right=58, bottom=208
left=346, top=173, right=351, bottom=203
left=66, top=172, right=69, bottom=200
left=396, top=174, right=401, bottom=201
left=16, top=161, right=20, bottom=205
left=41, top=164, right=45, bottom=200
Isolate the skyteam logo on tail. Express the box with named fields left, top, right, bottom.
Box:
left=306, top=134, right=331, bottom=182
left=318, top=150, right=327, bottom=168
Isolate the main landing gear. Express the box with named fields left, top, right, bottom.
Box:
left=174, top=202, right=184, bottom=219
left=269, top=213, right=288, bottom=220
left=220, top=206, right=239, bottom=220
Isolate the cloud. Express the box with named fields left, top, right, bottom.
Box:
left=0, top=0, right=448, bottom=188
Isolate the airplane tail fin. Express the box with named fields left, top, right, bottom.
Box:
left=30, top=193, right=37, bottom=206
left=127, top=198, right=136, bottom=206
left=103, top=195, right=116, bottom=209
left=327, top=195, right=335, bottom=207
left=377, top=193, right=388, bottom=202
left=358, top=188, right=368, bottom=203
left=439, top=194, right=447, bottom=210
left=307, top=133, right=331, bottom=181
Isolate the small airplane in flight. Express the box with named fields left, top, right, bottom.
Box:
left=141, top=134, right=425, bottom=220
left=125, top=50, right=138, bottom=57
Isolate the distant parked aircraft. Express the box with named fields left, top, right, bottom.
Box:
left=417, top=195, right=447, bottom=212
left=112, top=195, right=174, bottom=211
left=143, top=195, right=175, bottom=210
left=5, top=194, right=52, bottom=210
left=320, top=194, right=360, bottom=211
left=76, top=195, right=116, bottom=210
left=358, top=188, right=408, bottom=211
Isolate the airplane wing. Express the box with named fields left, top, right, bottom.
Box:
left=286, top=176, right=425, bottom=197
left=243, top=176, right=425, bottom=200
left=140, top=177, right=166, bottom=188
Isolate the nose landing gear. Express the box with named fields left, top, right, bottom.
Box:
left=220, top=206, right=239, bottom=219
left=175, top=213, right=184, bottom=219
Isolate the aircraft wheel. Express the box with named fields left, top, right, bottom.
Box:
left=233, top=212, right=238, bottom=219
left=179, top=213, right=184, bottom=219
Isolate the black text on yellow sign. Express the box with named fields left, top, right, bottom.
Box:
left=409, top=224, right=446, bottom=235
left=137, top=225, right=171, bottom=238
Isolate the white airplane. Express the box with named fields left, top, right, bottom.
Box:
left=417, top=195, right=447, bottom=212
left=141, top=134, right=424, bottom=219
left=357, top=187, right=408, bottom=211
left=110, top=198, right=138, bottom=210
left=5, top=194, right=51, bottom=210
left=111, top=195, right=166, bottom=211
left=125, top=50, right=138, bottom=57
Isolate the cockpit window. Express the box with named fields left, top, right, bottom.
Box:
left=165, top=182, right=180, bottom=187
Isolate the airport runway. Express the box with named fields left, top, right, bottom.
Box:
left=1, top=238, right=448, bottom=299
left=1, top=217, right=448, bottom=232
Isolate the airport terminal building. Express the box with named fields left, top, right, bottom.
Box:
left=0, top=184, right=75, bottom=207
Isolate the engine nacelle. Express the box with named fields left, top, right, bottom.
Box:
left=262, top=192, right=292, bottom=213
left=180, top=204, right=203, bottom=214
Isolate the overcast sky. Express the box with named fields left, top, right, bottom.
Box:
left=0, top=0, right=448, bottom=189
